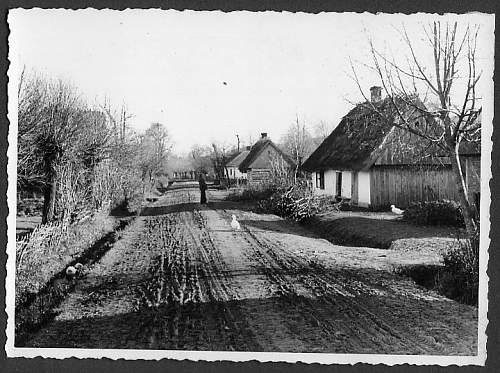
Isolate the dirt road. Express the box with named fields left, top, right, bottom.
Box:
left=24, top=186, right=478, bottom=354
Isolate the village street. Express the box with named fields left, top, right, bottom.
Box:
left=23, top=185, right=478, bottom=354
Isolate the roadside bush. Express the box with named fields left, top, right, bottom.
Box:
left=55, top=162, right=93, bottom=223
left=226, top=183, right=279, bottom=202
left=403, top=200, right=465, bottom=227
left=313, top=195, right=350, bottom=213
left=227, top=180, right=321, bottom=222
left=438, top=231, right=479, bottom=306
left=256, top=182, right=320, bottom=222
left=314, top=195, right=339, bottom=212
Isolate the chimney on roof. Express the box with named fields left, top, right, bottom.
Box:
left=246, top=145, right=251, bottom=151
left=261, top=132, right=268, bottom=140
left=370, top=86, right=382, bottom=103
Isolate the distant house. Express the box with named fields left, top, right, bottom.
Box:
left=238, top=133, right=295, bottom=186
left=302, top=86, right=481, bottom=209
left=225, top=147, right=250, bottom=181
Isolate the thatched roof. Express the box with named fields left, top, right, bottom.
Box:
left=225, top=150, right=250, bottom=167
left=302, top=99, right=398, bottom=172
left=238, top=138, right=295, bottom=172
left=300, top=95, right=471, bottom=171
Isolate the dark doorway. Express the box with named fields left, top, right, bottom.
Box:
left=336, top=172, right=342, bottom=197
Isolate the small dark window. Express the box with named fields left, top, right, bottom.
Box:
left=316, top=171, right=325, bottom=190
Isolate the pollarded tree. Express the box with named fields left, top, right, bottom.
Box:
left=17, top=70, right=47, bottom=195
left=352, top=21, right=483, bottom=238
left=18, top=73, right=87, bottom=223
left=56, top=109, right=113, bottom=220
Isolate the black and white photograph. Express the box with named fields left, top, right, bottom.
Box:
left=5, top=9, right=495, bottom=365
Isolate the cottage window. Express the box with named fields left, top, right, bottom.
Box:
left=316, top=171, right=325, bottom=190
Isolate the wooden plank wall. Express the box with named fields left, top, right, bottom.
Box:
left=370, top=165, right=459, bottom=208
left=248, top=169, right=272, bottom=186
left=465, top=156, right=481, bottom=201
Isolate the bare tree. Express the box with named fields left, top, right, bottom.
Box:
left=211, top=142, right=239, bottom=186
left=351, top=21, right=482, bottom=237
left=281, top=115, right=315, bottom=180
left=18, top=70, right=149, bottom=220
left=18, top=74, right=88, bottom=223
left=138, top=122, right=173, bottom=192
left=17, top=71, right=48, bottom=193
left=55, top=109, right=113, bottom=222
left=313, top=120, right=335, bottom=141
left=190, top=144, right=213, bottom=175
left=269, top=153, right=293, bottom=187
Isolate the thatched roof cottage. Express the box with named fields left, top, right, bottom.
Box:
left=238, top=133, right=295, bottom=186
left=302, top=86, right=480, bottom=209
left=225, top=147, right=251, bottom=180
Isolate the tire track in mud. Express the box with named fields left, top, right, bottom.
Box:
left=21, top=189, right=475, bottom=353
left=178, top=209, right=261, bottom=350
left=214, top=209, right=431, bottom=354
left=134, top=205, right=261, bottom=351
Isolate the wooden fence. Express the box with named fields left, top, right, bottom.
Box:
left=369, top=165, right=459, bottom=209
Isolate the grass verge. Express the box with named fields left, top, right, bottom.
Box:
left=15, top=212, right=117, bottom=308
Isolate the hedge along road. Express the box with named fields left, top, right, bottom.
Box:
left=24, top=185, right=478, bottom=354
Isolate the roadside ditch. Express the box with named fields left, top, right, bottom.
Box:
left=15, top=217, right=134, bottom=346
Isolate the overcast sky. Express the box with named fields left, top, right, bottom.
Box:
left=8, top=10, right=494, bottom=154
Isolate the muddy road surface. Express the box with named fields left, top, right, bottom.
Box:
left=23, top=187, right=478, bottom=354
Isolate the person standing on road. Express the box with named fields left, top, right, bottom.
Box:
left=199, top=172, right=207, bottom=204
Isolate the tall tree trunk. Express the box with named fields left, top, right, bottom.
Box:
left=42, top=174, right=57, bottom=224
left=449, top=146, right=477, bottom=237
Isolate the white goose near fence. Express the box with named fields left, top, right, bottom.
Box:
left=391, top=204, right=404, bottom=215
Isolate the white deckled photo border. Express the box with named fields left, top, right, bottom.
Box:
left=4, top=9, right=495, bottom=366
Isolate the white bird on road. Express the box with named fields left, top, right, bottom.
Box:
left=230, top=214, right=241, bottom=230
left=391, top=204, right=404, bottom=215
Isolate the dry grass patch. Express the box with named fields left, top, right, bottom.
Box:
left=15, top=212, right=117, bottom=307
